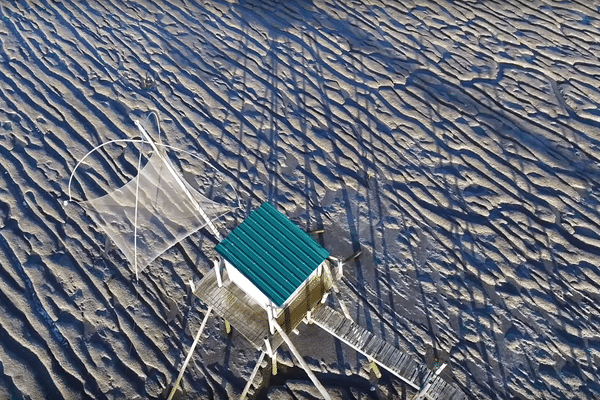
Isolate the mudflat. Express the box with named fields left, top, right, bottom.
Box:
left=0, top=1, right=598, bottom=399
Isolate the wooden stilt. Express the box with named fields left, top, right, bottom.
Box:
left=240, top=351, right=266, bottom=400
left=369, top=357, right=382, bottom=379
left=264, top=338, right=273, bottom=358
left=267, top=305, right=275, bottom=335
left=322, top=261, right=333, bottom=280
left=272, top=352, right=278, bottom=376
left=320, top=263, right=333, bottom=306
left=331, top=287, right=352, bottom=320
left=273, top=320, right=331, bottom=400
left=327, top=257, right=343, bottom=279
left=167, top=307, right=213, bottom=400
left=215, top=259, right=223, bottom=288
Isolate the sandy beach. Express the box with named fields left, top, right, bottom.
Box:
left=0, top=0, right=599, bottom=399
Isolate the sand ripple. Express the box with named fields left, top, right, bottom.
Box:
left=0, top=0, right=599, bottom=399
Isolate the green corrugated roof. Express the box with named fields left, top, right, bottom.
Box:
left=215, top=202, right=330, bottom=307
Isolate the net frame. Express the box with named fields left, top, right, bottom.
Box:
left=67, top=120, right=240, bottom=279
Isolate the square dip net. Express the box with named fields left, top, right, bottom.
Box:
left=68, top=121, right=236, bottom=277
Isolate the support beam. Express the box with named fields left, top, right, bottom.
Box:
left=322, top=261, right=333, bottom=282
left=273, top=321, right=331, bottom=400
left=264, top=338, right=273, bottom=358
left=167, top=307, right=213, bottom=400
left=323, top=260, right=351, bottom=320
left=267, top=304, right=275, bottom=335
left=240, top=351, right=266, bottom=400
left=327, top=257, right=343, bottom=280
left=214, top=259, right=223, bottom=288
left=272, top=352, right=278, bottom=376
left=369, top=358, right=382, bottom=379
left=331, top=288, right=352, bottom=321
left=134, top=120, right=222, bottom=241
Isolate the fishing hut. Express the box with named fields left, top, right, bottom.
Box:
left=194, top=201, right=341, bottom=399
left=67, top=118, right=467, bottom=400
left=194, top=202, right=466, bottom=400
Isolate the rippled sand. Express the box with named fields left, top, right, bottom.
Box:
left=0, top=1, right=599, bottom=399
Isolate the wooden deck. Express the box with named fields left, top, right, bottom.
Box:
left=311, top=306, right=468, bottom=400
left=195, top=268, right=467, bottom=400
left=194, top=266, right=334, bottom=351
left=195, top=267, right=269, bottom=348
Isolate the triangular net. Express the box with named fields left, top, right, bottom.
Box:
left=78, top=149, right=232, bottom=273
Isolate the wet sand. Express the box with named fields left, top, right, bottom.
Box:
left=0, top=1, right=599, bottom=399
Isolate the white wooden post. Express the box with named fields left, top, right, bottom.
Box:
left=167, top=307, right=213, bottom=400
left=273, top=320, right=331, bottom=400
left=267, top=303, right=275, bottom=335
left=240, top=351, right=266, bottom=400
left=264, top=337, right=273, bottom=358
left=336, top=258, right=343, bottom=279
left=214, top=259, right=223, bottom=288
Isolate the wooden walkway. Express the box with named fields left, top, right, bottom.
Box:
left=195, top=268, right=467, bottom=400
left=311, top=306, right=468, bottom=400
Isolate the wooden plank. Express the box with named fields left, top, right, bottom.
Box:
left=431, top=379, right=445, bottom=395
left=196, top=273, right=468, bottom=400
left=440, top=384, right=454, bottom=399
left=196, top=263, right=337, bottom=352
left=195, top=268, right=270, bottom=349
left=312, top=305, right=468, bottom=400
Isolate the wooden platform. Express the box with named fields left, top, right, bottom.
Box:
left=311, top=306, right=468, bottom=400
left=194, top=266, right=334, bottom=352
left=195, top=268, right=467, bottom=400
left=195, top=267, right=269, bottom=348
